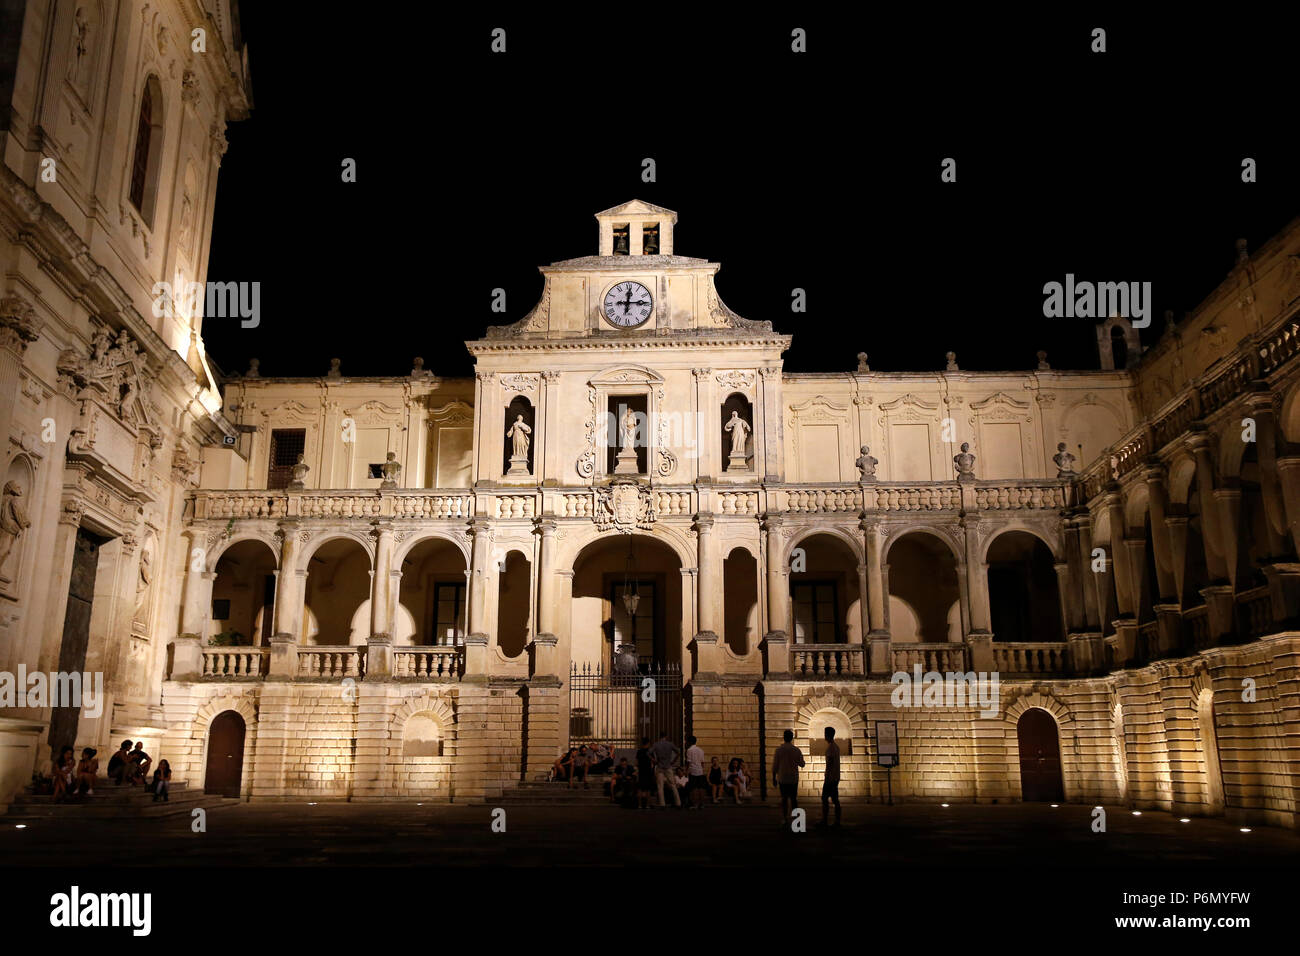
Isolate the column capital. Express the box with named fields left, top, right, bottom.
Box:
left=1184, top=430, right=1214, bottom=455
left=0, top=294, right=41, bottom=354
left=694, top=513, right=715, bottom=533
left=761, top=512, right=784, bottom=532
left=535, top=517, right=558, bottom=536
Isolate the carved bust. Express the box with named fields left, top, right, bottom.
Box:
left=953, top=442, right=976, bottom=478
left=289, top=454, right=310, bottom=490
left=1053, top=442, right=1077, bottom=478
left=380, top=451, right=402, bottom=488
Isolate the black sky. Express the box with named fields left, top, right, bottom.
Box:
left=204, top=9, right=1300, bottom=380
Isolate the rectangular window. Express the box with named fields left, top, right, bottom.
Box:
left=211, top=598, right=231, bottom=620
left=129, top=85, right=152, bottom=211
left=266, top=429, right=306, bottom=489
left=433, top=582, right=466, bottom=646
left=791, top=581, right=840, bottom=644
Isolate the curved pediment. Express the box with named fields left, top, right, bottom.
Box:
left=589, top=365, right=665, bottom=387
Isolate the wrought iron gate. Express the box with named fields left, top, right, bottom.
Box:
left=568, top=661, right=683, bottom=752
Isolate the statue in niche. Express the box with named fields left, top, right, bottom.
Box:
left=289, top=454, right=310, bottom=490
left=724, top=411, right=751, bottom=456
left=380, top=452, right=402, bottom=488
left=506, top=415, right=532, bottom=476
left=0, top=481, right=32, bottom=581
left=134, top=537, right=153, bottom=624
left=1053, top=442, right=1077, bottom=478
left=953, top=442, right=976, bottom=479
left=855, top=445, right=878, bottom=480
left=613, top=407, right=640, bottom=475
left=621, top=407, right=638, bottom=452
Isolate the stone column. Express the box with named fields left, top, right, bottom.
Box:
left=534, top=518, right=558, bottom=644
left=369, top=521, right=394, bottom=638
left=1061, top=519, right=1086, bottom=632
left=178, top=532, right=215, bottom=639
left=694, top=514, right=722, bottom=675
left=273, top=522, right=301, bottom=639
left=1104, top=492, right=1136, bottom=617
left=1142, top=465, right=1177, bottom=602
left=860, top=516, right=887, bottom=636
left=1212, top=486, right=1242, bottom=589
left=762, top=515, right=789, bottom=677
left=467, top=519, right=491, bottom=638
left=1246, top=390, right=1289, bottom=542
left=1053, top=562, right=1072, bottom=639
left=1187, top=433, right=1229, bottom=581
left=1275, top=457, right=1300, bottom=556
left=961, top=517, right=989, bottom=637
left=1074, top=513, right=1101, bottom=628
left=1164, top=514, right=1189, bottom=605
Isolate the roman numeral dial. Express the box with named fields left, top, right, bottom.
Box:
left=602, top=281, right=653, bottom=328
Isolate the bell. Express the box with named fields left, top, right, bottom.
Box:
left=643, top=229, right=659, bottom=255
left=613, top=230, right=629, bottom=255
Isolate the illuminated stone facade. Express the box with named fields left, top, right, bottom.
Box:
left=2, top=7, right=1299, bottom=825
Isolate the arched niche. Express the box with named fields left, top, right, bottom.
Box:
left=720, top=392, right=754, bottom=472
left=503, top=395, right=535, bottom=477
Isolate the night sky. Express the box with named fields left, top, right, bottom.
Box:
left=203, top=10, right=1300, bottom=381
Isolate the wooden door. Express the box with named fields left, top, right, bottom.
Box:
left=1017, top=708, right=1064, bottom=802
left=205, top=711, right=246, bottom=797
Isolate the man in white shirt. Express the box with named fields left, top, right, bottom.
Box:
left=685, top=735, right=707, bottom=810
left=818, top=726, right=842, bottom=828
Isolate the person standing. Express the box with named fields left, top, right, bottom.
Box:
left=685, top=735, right=707, bottom=810
left=771, top=729, right=805, bottom=825
left=817, top=727, right=841, bottom=828
left=635, top=737, right=655, bottom=809
left=650, top=732, right=681, bottom=808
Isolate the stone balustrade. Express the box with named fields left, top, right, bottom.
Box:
left=791, top=643, right=864, bottom=678
left=870, top=484, right=961, bottom=512
left=392, top=646, right=462, bottom=679
left=201, top=647, right=269, bottom=678
left=297, top=647, right=366, bottom=680
left=974, top=481, right=1066, bottom=511
left=191, top=489, right=476, bottom=522
left=891, top=642, right=969, bottom=673
left=991, top=642, right=1070, bottom=676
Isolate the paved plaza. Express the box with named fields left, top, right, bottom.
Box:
left=3, top=800, right=1294, bottom=868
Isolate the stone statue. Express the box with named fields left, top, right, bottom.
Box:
left=327, top=358, right=341, bottom=379
left=507, top=415, right=532, bottom=459
left=621, top=407, right=638, bottom=452
left=289, top=453, right=310, bottom=490
left=380, top=451, right=402, bottom=488
left=724, top=411, right=750, bottom=455
left=506, top=416, right=532, bottom=475
left=856, top=352, right=870, bottom=373
left=855, top=445, right=878, bottom=480
left=953, top=442, right=976, bottom=478
left=1036, top=350, right=1050, bottom=370
left=410, top=357, right=431, bottom=379
left=245, top=358, right=261, bottom=378
left=1053, top=442, right=1077, bottom=478
left=613, top=407, right=640, bottom=475
left=0, top=481, right=31, bottom=580
left=945, top=351, right=959, bottom=371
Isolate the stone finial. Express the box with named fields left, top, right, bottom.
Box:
left=945, top=351, right=958, bottom=371
left=1036, top=350, right=1050, bottom=370
left=1235, top=238, right=1249, bottom=263
left=855, top=445, right=878, bottom=480
left=856, top=352, right=870, bottom=373
left=953, top=441, right=976, bottom=479
left=380, top=451, right=401, bottom=488
left=327, top=358, right=341, bottom=378
left=1053, top=441, right=1077, bottom=478
left=244, top=358, right=260, bottom=378
left=288, top=453, right=310, bottom=490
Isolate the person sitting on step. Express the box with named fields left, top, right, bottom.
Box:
left=106, top=740, right=133, bottom=786
left=51, top=747, right=75, bottom=802
left=570, top=745, right=591, bottom=789
left=151, top=760, right=172, bottom=802
left=125, top=741, right=152, bottom=787
left=75, top=748, right=98, bottom=797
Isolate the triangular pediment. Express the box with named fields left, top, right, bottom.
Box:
left=594, top=199, right=677, bottom=220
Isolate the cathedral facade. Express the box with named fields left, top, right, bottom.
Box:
left=2, top=3, right=1299, bottom=825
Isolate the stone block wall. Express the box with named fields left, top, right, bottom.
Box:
left=688, top=678, right=763, bottom=776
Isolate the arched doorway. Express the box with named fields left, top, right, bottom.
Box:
left=211, top=539, right=278, bottom=646
left=302, top=538, right=371, bottom=645
left=886, top=532, right=960, bottom=642
left=986, top=531, right=1062, bottom=642
left=395, top=537, right=468, bottom=647
left=571, top=534, right=684, bottom=672
left=205, top=710, right=246, bottom=798
left=1017, top=708, right=1065, bottom=802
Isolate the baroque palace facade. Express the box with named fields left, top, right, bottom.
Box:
left=3, top=8, right=1300, bottom=826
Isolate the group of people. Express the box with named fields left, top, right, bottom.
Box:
left=551, top=725, right=844, bottom=827
left=50, top=739, right=171, bottom=803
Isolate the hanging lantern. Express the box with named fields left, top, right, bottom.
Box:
left=621, top=535, right=640, bottom=616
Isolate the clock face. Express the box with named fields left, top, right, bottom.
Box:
left=602, top=281, right=653, bottom=328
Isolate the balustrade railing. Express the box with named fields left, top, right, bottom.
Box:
left=791, top=644, right=864, bottom=678
left=392, top=646, right=462, bottom=679
left=297, top=647, right=366, bottom=679
left=1183, top=605, right=1210, bottom=650
left=890, top=643, right=968, bottom=673
left=201, top=647, right=269, bottom=678
left=1237, top=587, right=1273, bottom=639
left=991, top=642, right=1070, bottom=675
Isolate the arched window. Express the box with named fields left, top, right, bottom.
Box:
left=129, top=77, right=164, bottom=225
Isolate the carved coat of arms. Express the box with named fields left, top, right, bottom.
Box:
left=595, top=478, right=655, bottom=533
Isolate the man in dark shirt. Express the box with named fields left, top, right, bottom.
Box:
left=771, top=728, right=805, bottom=825
left=106, top=740, right=132, bottom=785
left=818, top=726, right=842, bottom=828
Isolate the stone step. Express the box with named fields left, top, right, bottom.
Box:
left=5, top=794, right=239, bottom=820
left=11, top=782, right=198, bottom=806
